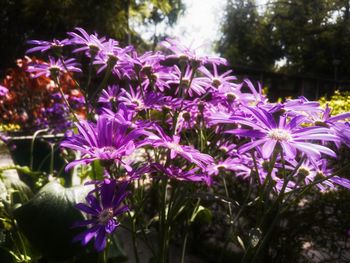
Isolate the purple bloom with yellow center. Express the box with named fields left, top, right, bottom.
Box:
left=219, top=106, right=339, bottom=160
left=0, top=85, right=9, bottom=97
left=167, top=65, right=209, bottom=97
left=26, top=38, right=70, bottom=54
left=198, top=63, right=236, bottom=90
left=118, top=86, right=164, bottom=112
left=27, top=56, right=81, bottom=79
left=73, top=179, right=129, bottom=251
left=98, top=85, right=120, bottom=109
left=286, top=159, right=350, bottom=191
left=68, top=27, right=106, bottom=56
left=61, top=115, right=149, bottom=171
left=161, top=38, right=227, bottom=66
left=153, top=164, right=212, bottom=185
left=93, top=39, right=133, bottom=78
left=148, top=125, right=213, bottom=169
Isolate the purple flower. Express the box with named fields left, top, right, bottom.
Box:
left=153, top=164, right=212, bottom=185
left=161, top=38, right=227, bottom=66
left=0, top=85, right=9, bottom=97
left=148, top=125, right=213, bottom=169
left=283, top=96, right=323, bottom=117
left=221, top=106, right=339, bottom=160
left=26, top=38, right=70, bottom=54
left=206, top=158, right=244, bottom=176
left=286, top=159, right=350, bottom=191
left=118, top=86, right=165, bottom=112
left=130, top=50, right=164, bottom=73
left=73, top=179, right=129, bottom=251
left=167, top=65, right=209, bottom=97
left=98, top=85, right=120, bottom=109
left=61, top=115, right=149, bottom=171
left=198, top=63, right=236, bottom=90
left=27, top=56, right=81, bottom=79
left=93, top=40, right=133, bottom=78
left=68, top=27, right=107, bottom=56
left=309, top=104, right=350, bottom=147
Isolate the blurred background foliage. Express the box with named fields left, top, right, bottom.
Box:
left=319, top=90, right=350, bottom=114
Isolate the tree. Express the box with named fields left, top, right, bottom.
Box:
left=216, top=0, right=282, bottom=71
left=217, top=0, right=350, bottom=80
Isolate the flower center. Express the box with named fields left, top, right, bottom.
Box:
left=167, top=142, right=183, bottom=152
left=212, top=78, right=221, bottom=88
left=267, top=129, right=292, bottom=141
left=226, top=93, right=236, bottom=102
left=180, top=78, right=190, bottom=87
left=132, top=98, right=144, bottom=108
left=49, top=66, right=62, bottom=78
left=98, top=208, right=114, bottom=224
left=98, top=146, right=117, bottom=155
left=297, top=166, right=310, bottom=177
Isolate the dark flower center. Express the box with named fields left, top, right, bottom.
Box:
left=98, top=208, right=114, bottom=224
left=212, top=78, right=221, bottom=88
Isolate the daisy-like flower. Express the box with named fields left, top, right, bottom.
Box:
left=130, top=51, right=163, bottom=73
left=161, top=38, right=227, bottom=66
left=118, top=86, right=164, bottom=112
left=68, top=27, right=107, bottom=56
left=61, top=115, right=149, bottom=171
left=93, top=39, right=133, bottom=78
left=0, top=85, right=9, bottom=97
left=221, top=106, right=339, bottom=160
left=309, top=104, right=350, bottom=147
left=286, top=159, right=350, bottom=191
left=153, top=164, right=212, bottom=185
left=73, top=179, right=129, bottom=251
left=27, top=56, right=81, bottom=79
left=98, top=85, right=120, bottom=109
left=198, top=63, right=236, bottom=90
left=206, top=158, right=244, bottom=176
left=283, top=96, right=323, bottom=117
left=148, top=125, right=213, bottom=169
left=26, top=38, right=70, bottom=54
left=167, top=65, right=209, bottom=97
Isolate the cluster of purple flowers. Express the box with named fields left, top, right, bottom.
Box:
left=27, top=28, right=350, bottom=252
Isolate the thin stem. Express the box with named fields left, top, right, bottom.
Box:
left=180, top=232, right=189, bottom=263
left=30, top=128, right=49, bottom=170
left=91, top=64, right=113, bottom=106
left=128, top=211, right=140, bottom=263
left=49, top=143, right=55, bottom=175
left=159, top=177, right=169, bottom=263
left=54, top=77, right=80, bottom=123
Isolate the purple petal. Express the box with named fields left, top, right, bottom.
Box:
left=105, top=219, right=118, bottom=234
left=262, top=140, right=277, bottom=159
left=94, top=227, right=107, bottom=251
left=75, top=203, right=99, bottom=216
left=100, top=181, right=116, bottom=209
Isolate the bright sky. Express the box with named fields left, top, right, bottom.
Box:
left=168, top=0, right=227, bottom=56
left=137, top=0, right=268, bottom=55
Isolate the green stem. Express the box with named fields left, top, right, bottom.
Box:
left=91, top=64, right=112, bottom=106
left=129, top=211, right=140, bottom=263
left=54, top=77, right=80, bottom=123
left=158, top=176, right=170, bottom=263
left=180, top=230, right=189, bottom=263
left=30, top=128, right=49, bottom=170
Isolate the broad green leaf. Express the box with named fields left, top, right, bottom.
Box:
left=13, top=181, right=93, bottom=261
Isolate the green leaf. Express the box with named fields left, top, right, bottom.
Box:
left=190, top=205, right=212, bottom=224
left=13, top=181, right=93, bottom=261
left=2, top=173, right=33, bottom=205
